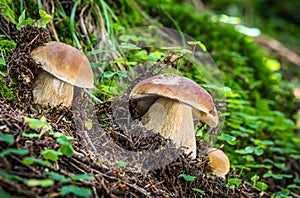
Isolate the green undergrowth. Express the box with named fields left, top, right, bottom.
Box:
left=0, top=117, right=93, bottom=197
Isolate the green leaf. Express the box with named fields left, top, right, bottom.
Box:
left=252, top=139, right=274, bottom=146
left=0, top=169, right=25, bottom=182
left=247, top=164, right=272, bottom=169
left=25, top=179, right=54, bottom=187
left=192, top=188, right=206, bottom=195
left=37, top=10, right=52, bottom=28
left=115, top=71, right=127, bottom=77
left=59, top=143, right=74, bottom=157
left=0, top=0, right=17, bottom=24
left=16, top=10, right=35, bottom=30
left=0, top=58, right=6, bottom=66
left=254, top=147, right=264, bottom=156
left=41, top=149, right=62, bottom=161
left=16, top=10, right=26, bottom=30
left=22, top=132, right=41, bottom=138
left=287, top=184, right=300, bottom=189
left=118, top=161, right=127, bottom=169
left=263, top=159, right=286, bottom=171
left=245, top=146, right=254, bottom=153
left=265, top=58, right=280, bottom=71
left=234, top=149, right=248, bottom=155
left=255, top=182, right=268, bottom=191
left=0, top=134, right=14, bottom=144
left=263, top=173, right=293, bottom=180
left=125, top=61, right=137, bottom=66
left=24, top=116, right=51, bottom=131
left=272, top=189, right=291, bottom=198
left=61, top=185, right=92, bottom=197
left=219, top=133, right=236, bottom=145
left=84, top=119, right=93, bottom=130
left=178, top=174, right=196, bottom=181
left=242, top=155, right=254, bottom=162
left=0, top=148, right=29, bottom=157
left=0, top=189, right=13, bottom=198
left=56, top=134, right=73, bottom=145
left=148, top=51, right=165, bottom=59
left=237, top=146, right=264, bottom=156
left=231, top=130, right=249, bottom=137
left=44, top=171, right=71, bottom=183
left=187, top=40, right=207, bottom=52
left=72, top=174, right=94, bottom=181
left=103, top=71, right=115, bottom=78
left=290, top=154, right=300, bottom=160
left=227, top=178, right=242, bottom=187
left=22, top=157, right=52, bottom=167
left=251, top=175, right=259, bottom=183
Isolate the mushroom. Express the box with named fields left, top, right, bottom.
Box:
left=129, top=74, right=218, bottom=158
left=30, top=41, right=94, bottom=108
left=206, top=148, right=230, bottom=178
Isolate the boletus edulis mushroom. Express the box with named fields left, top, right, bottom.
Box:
left=129, top=73, right=218, bottom=159
left=30, top=41, right=94, bottom=108
left=207, top=148, right=230, bottom=178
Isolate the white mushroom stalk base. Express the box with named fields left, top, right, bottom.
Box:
left=32, top=71, right=74, bottom=108
left=141, top=97, right=197, bottom=159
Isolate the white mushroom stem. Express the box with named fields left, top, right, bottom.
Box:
left=32, top=71, right=74, bottom=108
left=141, top=97, right=197, bottom=158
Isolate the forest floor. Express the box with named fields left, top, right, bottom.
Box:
left=0, top=18, right=269, bottom=198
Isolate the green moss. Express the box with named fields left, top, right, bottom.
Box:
left=0, top=77, right=15, bottom=100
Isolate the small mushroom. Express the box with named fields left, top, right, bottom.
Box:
left=207, top=148, right=230, bottom=178
left=129, top=74, right=218, bottom=158
left=30, top=41, right=94, bottom=108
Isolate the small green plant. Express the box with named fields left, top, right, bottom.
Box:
left=61, top=185, right=92, bottom=197
left=41, top=149, right=63, bottom=162
left=192, top=188, right=206, bottom=195
left=22, top=157, right=52, bottom=167
left=271, top=189, right=293, bottom=198
left=44, top=171, right=94, bottom=183
left=118, top=160, right=127, bottom=169
left=0, top=78, right=15, bottom=100
left=16, top=9, right=52, bottom=30
left=25, top=179, right=54, bottom=187
left=0, top=133, right=14, bottom=145
left=102, top=70, right=127, bottom=79
left=0, top=0, right=17, bottom=23
left=226, top=178, right=242, bottom=190
left=55, top=133, right=75, bottom=157
left=251, top=175, right=268, bottom=192
left=0, top=148, right=29, bottom=157
left=0, top=133, right=30, bottom=156
left=23, top=116, right=75, bottom=157
left=178, top=174, right=196, bottom=182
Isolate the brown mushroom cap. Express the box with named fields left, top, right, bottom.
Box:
left=207, top=148, right=230, bottom=178
left=129, top=73, right=218, bottom=127
left=31, top=41, right=94, bottom=88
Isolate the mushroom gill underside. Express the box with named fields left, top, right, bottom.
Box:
left=32, top=71, right=74, bottom=108
left=141, top=97, right=197, bottom=158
